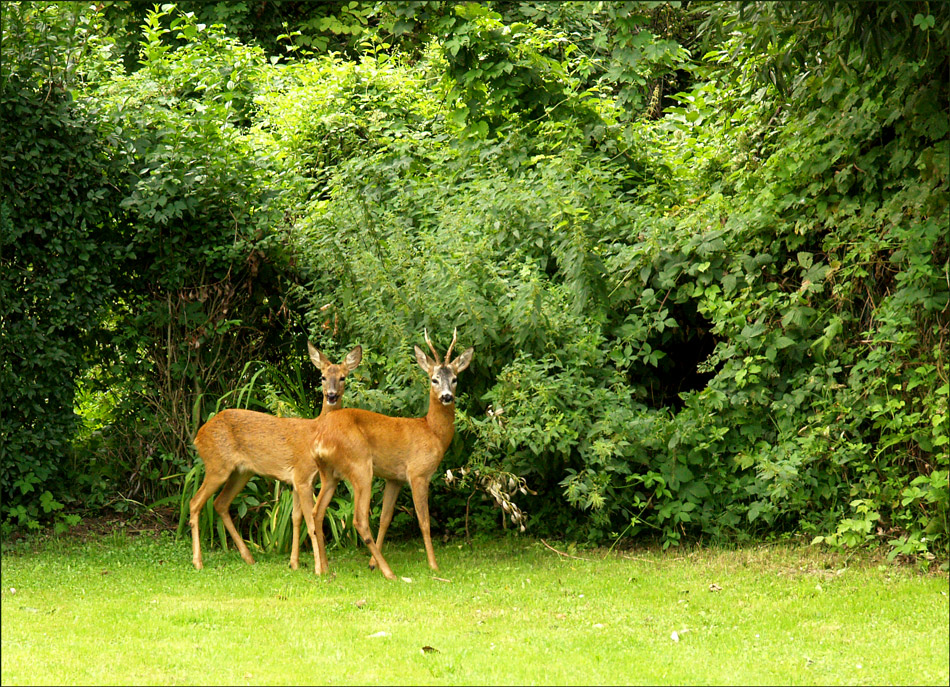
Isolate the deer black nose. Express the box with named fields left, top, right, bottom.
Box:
left=440, top=393, right=454, bottom=404
left=326, top=393, right=339, bottom=404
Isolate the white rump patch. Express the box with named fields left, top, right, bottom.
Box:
left=312, top=440, right=329, bottom=459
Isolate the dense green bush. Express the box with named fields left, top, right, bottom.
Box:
left=0, top=2, right=130, bottom=531
left=589, top=1, right=950, bottom=554
left=2, top=4, right=305, bottom=530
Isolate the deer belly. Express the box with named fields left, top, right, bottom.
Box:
left=234, top=452, right=296, bottom=484
left=372, top=459, right=408, bottom=483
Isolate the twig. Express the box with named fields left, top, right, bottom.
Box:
left=619, top=554, right=659, bottom=564
left=465, top=488, right=476, bottom=542
left=540, top=538, right=591, bottom=561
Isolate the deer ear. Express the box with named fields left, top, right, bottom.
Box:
left=308, top=342, right=330, bottom=371
left=414, top=345, right=434, bottom=372
left=450, top=347, right=474, bottom=373
left=344, top=345, right=362, bottom=369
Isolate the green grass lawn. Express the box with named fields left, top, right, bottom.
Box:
left=1, top=531, right=947, bottom=685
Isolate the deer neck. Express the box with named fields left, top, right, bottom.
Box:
left=426, top=388, right=456, bottom=449
left=318, top=392, right=343, bottom=417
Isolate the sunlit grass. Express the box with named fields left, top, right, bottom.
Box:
left=1, top=533, right=947, bottom=685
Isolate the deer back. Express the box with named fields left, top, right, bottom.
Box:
left=194, top=409, right=319, bottom=483
left=313, top=407, right=449, bottom=483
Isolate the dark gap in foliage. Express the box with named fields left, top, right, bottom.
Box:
left=879, top=125, right=896, bottom=147
left=660, top=68, right=694, bottom=113
left=642, top=300, right=719, bottom=410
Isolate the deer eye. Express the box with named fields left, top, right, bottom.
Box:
left=452, top=377, right=457, bottom=384
left=340, top=375, right=346, bottom=381
left=432, top=378, right=438, bottom=384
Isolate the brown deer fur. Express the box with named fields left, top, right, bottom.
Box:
left=311, top=329, right=473, bottom=572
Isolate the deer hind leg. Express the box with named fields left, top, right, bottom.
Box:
left=409, top=474, right=438, bottom=571
left=350, top=472, right=397, bottom=580
left=369, top=479, right=402, bottom=570
left=212, top=470, right=256, bottom=565
left=311, top=472, right=339, bottom=575
left=189, top=467, right=232, bottom=570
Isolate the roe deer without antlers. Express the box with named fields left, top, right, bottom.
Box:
left=189, top=343, right=364, bottom=572
left=311, top=329, right=473, bottom=573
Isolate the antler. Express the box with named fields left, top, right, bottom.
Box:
left=445, top=327, right=458, bottom=363
left=423, top=327, right=442, bottom=365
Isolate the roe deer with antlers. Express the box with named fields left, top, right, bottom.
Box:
left=189, top=343, right=363, bottom=572
left=311, top=329, right=473, bottom=573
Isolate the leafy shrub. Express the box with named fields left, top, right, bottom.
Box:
left=77, top=6, right=305, bottom=502
left=0, top=2, right=128, bottom=530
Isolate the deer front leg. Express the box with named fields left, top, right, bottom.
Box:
left=369, top=479, right=402, bottom=570
left=311, top=472, right=339, bottom=575
left=295, top=477, right=323, bottom=575
left=409, top=474, right=438, bottom=571
left=350, top=470, right=397, bottom=580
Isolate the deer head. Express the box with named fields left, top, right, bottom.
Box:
left=414, top=328, right=474, bottom=405
left=308, top=343, right=362, bottom=408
